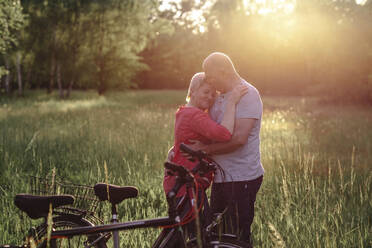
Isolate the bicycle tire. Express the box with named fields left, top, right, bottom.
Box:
left=30, top=214, right=108, bottom=248
left=187, top=236, right=251, bottom=248
left=0, top=245, right=26, bottom=248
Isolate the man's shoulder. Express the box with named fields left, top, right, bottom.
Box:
left=239, top=82, right=261, bottom=106
left=242, top=80, right=260, bottom=97
left=235, top=80, right=263, bottom=119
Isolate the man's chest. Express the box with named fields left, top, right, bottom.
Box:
left=210, top=96, right=227, bottom=123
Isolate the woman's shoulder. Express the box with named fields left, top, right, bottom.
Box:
left=176, top=107, right=210, bottom=129
left=177, top=105, right=205, bottom=117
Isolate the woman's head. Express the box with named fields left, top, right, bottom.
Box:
left=186, top=72, right=216, bottom=110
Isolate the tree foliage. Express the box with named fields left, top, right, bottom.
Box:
left=0, top=0, right=371, bottom=103
left=140, top=0, right=372, bottom=104
left=0, top=0, right=24, bottom=77
left=1, top=0, right=172, bottom=95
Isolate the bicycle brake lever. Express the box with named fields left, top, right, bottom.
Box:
left=166, top=170, right=175, bottom=176
left=188, top=157, right=196, bottom=162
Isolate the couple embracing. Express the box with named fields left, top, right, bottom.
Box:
left=163, top=52, right=264, bottom=247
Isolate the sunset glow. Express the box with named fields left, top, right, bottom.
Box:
left=243, top=0, right=296, bottom=16
left=355, top=0, right=368, bottom=5
left=161, top=0, right=297, bottom=22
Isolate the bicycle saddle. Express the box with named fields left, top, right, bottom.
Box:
left=94, top=183, right=138, bottom=205
left=14, top=194, right=75, bottom=219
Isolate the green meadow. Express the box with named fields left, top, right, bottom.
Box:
left=0, top=90, right=371, bottom=247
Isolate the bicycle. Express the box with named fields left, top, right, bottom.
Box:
left=4, top=174, right=107, bottom=248
left=1, top=144, right=249, bottom=248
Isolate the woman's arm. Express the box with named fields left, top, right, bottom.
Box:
left=191, top=111, right=232, bottom=142
left=220, top=85, right=248, bottom=133
left=190, top=85, right=248, bottom=142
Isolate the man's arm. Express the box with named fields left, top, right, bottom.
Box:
left=190, top=118, right=256, bottom=155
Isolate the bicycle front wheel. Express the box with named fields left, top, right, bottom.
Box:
left=31, top=214, right=108, bottom=248
left=187, top=236, right=251, bottom=248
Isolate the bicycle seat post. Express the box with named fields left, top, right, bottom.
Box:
left=111, top=204, right=120, bottom=248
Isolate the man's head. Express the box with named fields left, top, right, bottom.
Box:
left=202, top=52, right=238, bottom=92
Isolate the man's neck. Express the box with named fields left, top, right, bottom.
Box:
left=221, top=75, right=241, bottom=93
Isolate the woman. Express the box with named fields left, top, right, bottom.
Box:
left=163, top=72, right=248, bottom=197
left=160, top=72, right=248, bottom=246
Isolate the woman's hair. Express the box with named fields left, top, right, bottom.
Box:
left=186, top=72, right=205, bottom=103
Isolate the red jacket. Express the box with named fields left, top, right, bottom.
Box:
left=163, top=106, right=232, bottom=197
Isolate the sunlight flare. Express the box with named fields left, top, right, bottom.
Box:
left=244, top=0, right=296, bottom=15
left=355, top=0, right=367, bottom=5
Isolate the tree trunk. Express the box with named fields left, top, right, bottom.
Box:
left=25, top=63, right=32, bottom=88
left=16, top=53, right=23, bottom=96
left=0, top=73, right=3, bottom=91
left=48, top=52, right=56, bottom=94
left=97, top=61, right=106, bottom=95
left=66, top=80, right=73, bottom=98
left=4, top=57, right=10, bottom=94
left=56, top=62, right=64, bottom=98
left=97, top=12, right=106, bottom=95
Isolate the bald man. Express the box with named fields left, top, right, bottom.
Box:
left=190, top=52, right=264, bottom=247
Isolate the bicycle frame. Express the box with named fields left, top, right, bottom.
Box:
left=13, top=151, right=243, bottom=248
left=46, top=161, right=223, bottom=248
left=46, top=178, right=190, bottom=248
left=27, top=212, right=186, bottom=248
left=50, top=216, right=187, bottom=248
left=51, top=217, right=175, bottom=238
left=2, top=146, right=249, bottom=248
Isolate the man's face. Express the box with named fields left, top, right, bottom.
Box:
left=204, top=67, right=225, bottom=92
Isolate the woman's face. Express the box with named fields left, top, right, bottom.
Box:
left=191, top=83, right=216, bottom=110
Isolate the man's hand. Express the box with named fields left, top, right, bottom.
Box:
left=188, top=140, right=207, bottom=151
left=166, top=146, right=175, bottom=162
left=181, top=140, right=207, bottom=159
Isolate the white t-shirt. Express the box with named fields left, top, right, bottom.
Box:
left=209, top=80, right=265, bottom=182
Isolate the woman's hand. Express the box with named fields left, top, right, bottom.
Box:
left=166, top=146, right=175, bottom=162
left=229, top=84, right=249, bottom=104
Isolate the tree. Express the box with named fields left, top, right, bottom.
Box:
left=138, top=0, right=210, bottom=89
left=81, top=0, right=170, bottom=94
left=0, top=0, right=24, bottom=88
left=15, top=0, right=171, bottom=96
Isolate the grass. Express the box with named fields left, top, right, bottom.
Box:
left=0, top=90, right=371, bottom=247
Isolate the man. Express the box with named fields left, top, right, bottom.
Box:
left=190, top=52, right=264, bottom=246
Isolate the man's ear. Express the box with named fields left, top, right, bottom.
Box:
left=188, top=90, right=195, bottom=102
left=219, top=68, right=228, bottom=79
left=189, top=90, right=194, bottom=98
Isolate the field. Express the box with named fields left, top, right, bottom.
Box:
left=0, top=90, right=371, bottom=247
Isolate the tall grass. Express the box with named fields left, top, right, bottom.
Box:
left=0, top=91, right=371, bottom=247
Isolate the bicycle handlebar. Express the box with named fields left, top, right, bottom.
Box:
left=179, top=143, right=207, bottom=161
left=164, top=144, right=217, bottom=202
left=164, top=162, right=189, bottom=178
left=164, top=159, right=215, bottom=180
left=179, top=143, right=216, bottom=174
